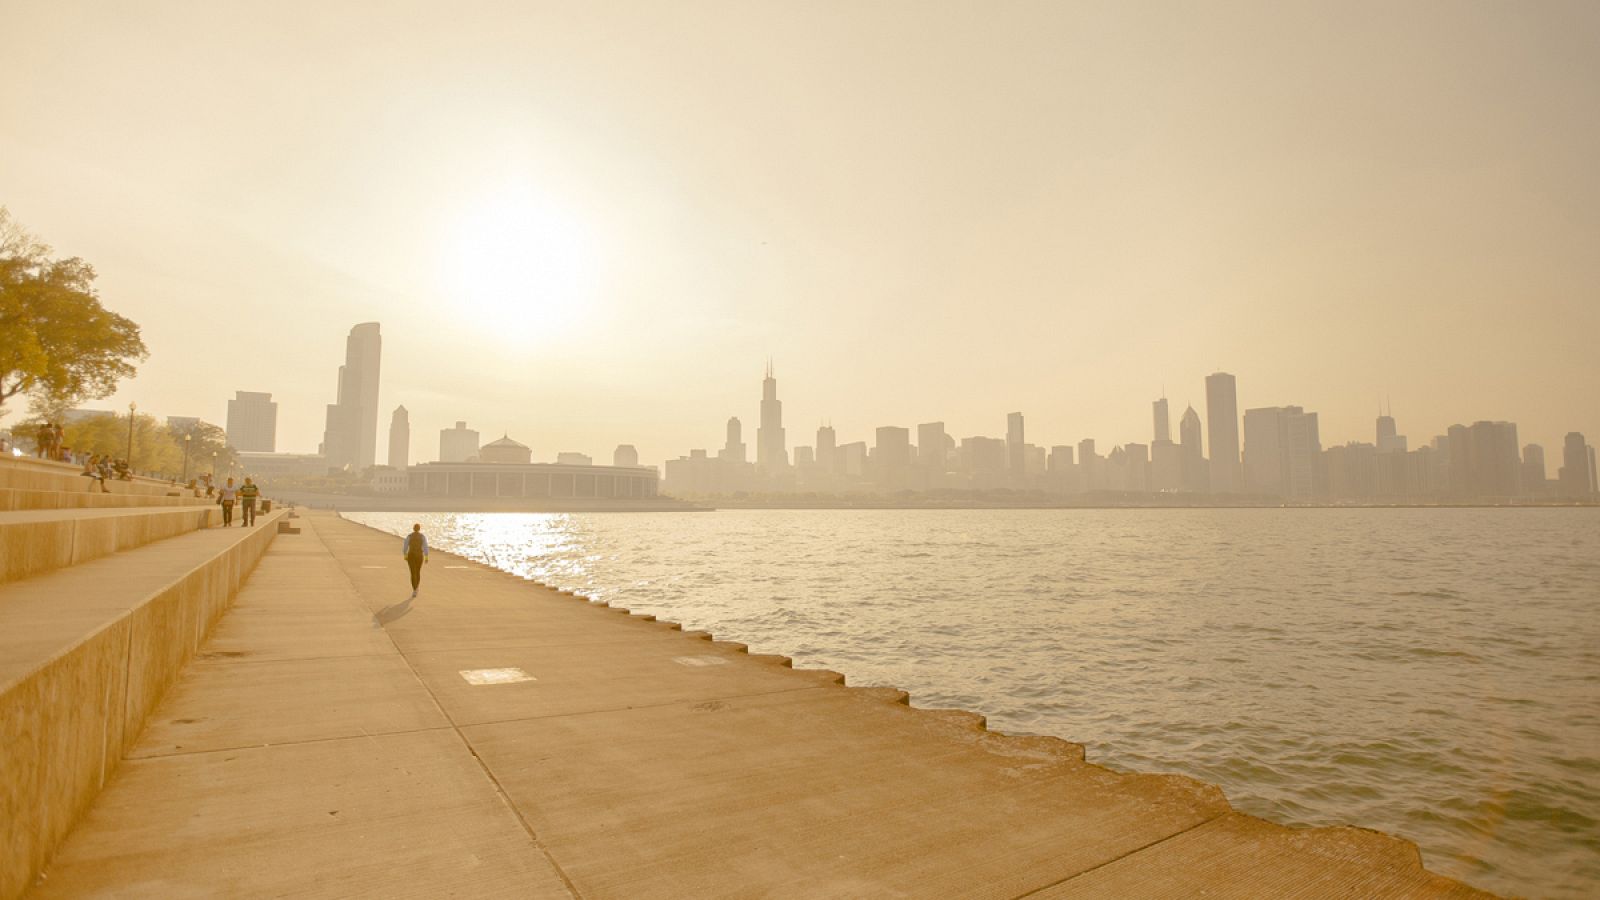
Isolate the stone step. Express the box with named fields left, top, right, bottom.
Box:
left=0, top=488, right=213, bottom=512
left=0, top=507, right=225, bottom=585
left=0, top=459, right=198, bottom=500
left=0, top=509, right=286, bottom=900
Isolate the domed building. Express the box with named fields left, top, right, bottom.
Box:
left=407, top=430, right=659, bottom=504
left=478, top=435, right=532, bottom=465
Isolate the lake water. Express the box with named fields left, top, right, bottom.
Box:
left=347, top=508, right=1600, bottom=898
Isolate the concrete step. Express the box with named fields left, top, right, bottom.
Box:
left=0, top=460, right=197, bottom=500
left=0, top=507, right=225, bottom=585
left=0, top=488, right=213, bottom=512
left=0, top=509, right=286, bottom=899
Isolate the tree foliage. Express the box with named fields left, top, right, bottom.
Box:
left=36, top=413, right=237, bottom=481
left=0, top=208, right=148, bottom=411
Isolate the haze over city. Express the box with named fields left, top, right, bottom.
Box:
left=4, top=2, right=1598, bottom=465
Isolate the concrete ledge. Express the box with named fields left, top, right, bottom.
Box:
left=0, top=508, right=222, bottom=585
left=0, top=511, right=283, bottom=900
left=0, top=460, right=196, bottom=501
left=0, top=488, right=213, bottom=512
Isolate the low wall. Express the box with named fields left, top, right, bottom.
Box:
left=0, top=507, right=222, bottom=585
left=0, top=510, right=283, bottom=900
left=0, top=488, right=213, bottom=512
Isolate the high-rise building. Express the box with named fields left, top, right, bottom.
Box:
left=1243, top=406, right=1321, bottom=498
left=439, top=421, right=480, bottom=463
left=1521, top=444, right=1546, bottom=494
left=1447, top=421, right=1521, bottom=498
left=720, top=417, right=747, bottom=463
left=388, top=405, right=409, bottom=469
left=1151, top=440, right=1181, bottom=491
left=1077, top=438, right=1104, bottom=491
left=1122, top=443, right=1150, bottom=491
left=1560, top=432, right=1595, bottom=497
left=1006, top=412, right=1025, bottom=478
left=1205, top=372, right=1241, bottom=492
left=837, top=441, right=867, bottom=477
left=1153, top=397, right=1170, bottom=444
left=1179, top=405, right=1207, bottom=492
left=756, top=361, right=787, bottom=473
left=816, top=424, right=836, bottom=473
left=321, top=323, right=382, bottom=471
left=917, top=422, right=948, bottom=474
left=614, top=445, right=640, bottom=468
left=225, top=391, right=277, bottom=452
left=960, top=436, right=1008, bottom=488
left=874, top=426, right=912, bottom=487
left=1376, top=411, right=1407, bottom=454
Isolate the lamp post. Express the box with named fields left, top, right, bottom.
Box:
left=126, top=402, right=137, bottom=470
left=183, top=433, right=192, bottom=483
left=211, top=451, right=217, bottom=478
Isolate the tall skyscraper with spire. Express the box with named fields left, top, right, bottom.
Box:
left=321, top=322, right=382, bottom=472
left=388, top=405, right=409, bottom=469
left=1153, top=396, right=1170, bottom=444
left=756, top=361, right=788, bottom=473
left=1205, top=371, right=1241, bottom=492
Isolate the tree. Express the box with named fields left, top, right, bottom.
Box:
left=0, top=208, right=147, bottom=412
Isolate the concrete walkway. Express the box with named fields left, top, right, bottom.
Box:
left=30, top=512, right=1489, bottom=898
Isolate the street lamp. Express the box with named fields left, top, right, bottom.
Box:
left=211, top=450, right=217, bottom=478
left=126, top=402, right=137, bottom=470
left=183, top=433, right=192, bottom=483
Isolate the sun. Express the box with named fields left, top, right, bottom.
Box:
left=441, top=184, right=598, bottom=339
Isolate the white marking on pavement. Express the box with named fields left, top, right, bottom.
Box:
left=673, top=656, right=730, bottom=667
left=459, top=667, right=536, bottom=685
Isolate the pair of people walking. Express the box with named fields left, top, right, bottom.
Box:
left=216, top=477, right=261, bottom=527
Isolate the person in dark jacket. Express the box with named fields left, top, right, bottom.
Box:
left=402, top=523, right=429, bottom=598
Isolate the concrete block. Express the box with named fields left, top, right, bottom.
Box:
left=0, top=618, right=131, bottom=900
left=0, top=518, right=75, bottom=583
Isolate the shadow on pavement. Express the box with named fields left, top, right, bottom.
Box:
left=372, top=595, right=414, bottom=628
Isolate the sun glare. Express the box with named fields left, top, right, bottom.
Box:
left=441, top=184, right=598, bottom=340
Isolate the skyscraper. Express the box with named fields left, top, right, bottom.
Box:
left=1205, top=372, right=1241, bottom=492
left=1560, top=432, right=1595, bottom=497
left=1006, top=412, right=1025, bottom=478
left=1152, top=397, right=1170, bottom=443
left=1376, top=411, right=1406, bottom=453
left=321, top=323, right=382, bottom=471
left=225, top=391, right=277, bottom=452
left=917, top=422, right=948, bottom=474
left=874, top=426, right=912, bottom=487
left=756, top=362, right=787, bottom=473
left=721, top=417, right=746, bottom=463
left=388, top=405, right=409, bottom=469
left=1179, top=405, right=1207, bottom=492
left=1243, top=406, right=1320, bottom=498
left=816, top=424, right=836, bottom=473
left=1521, top=444, right=1546, bottom=494
left=439, top=421, right=480, bottom=463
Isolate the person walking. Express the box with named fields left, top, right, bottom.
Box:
left=401, top=523, right=428, bottom=598
left=238, top=477, right=261, bottom=526
left=218, top=477, right=238, bottom=527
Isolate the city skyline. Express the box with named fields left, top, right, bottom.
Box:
left=3, top=4, right=1597, bottom=464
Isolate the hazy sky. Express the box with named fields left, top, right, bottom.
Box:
left=3, top=1, right=1597, bottom=466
